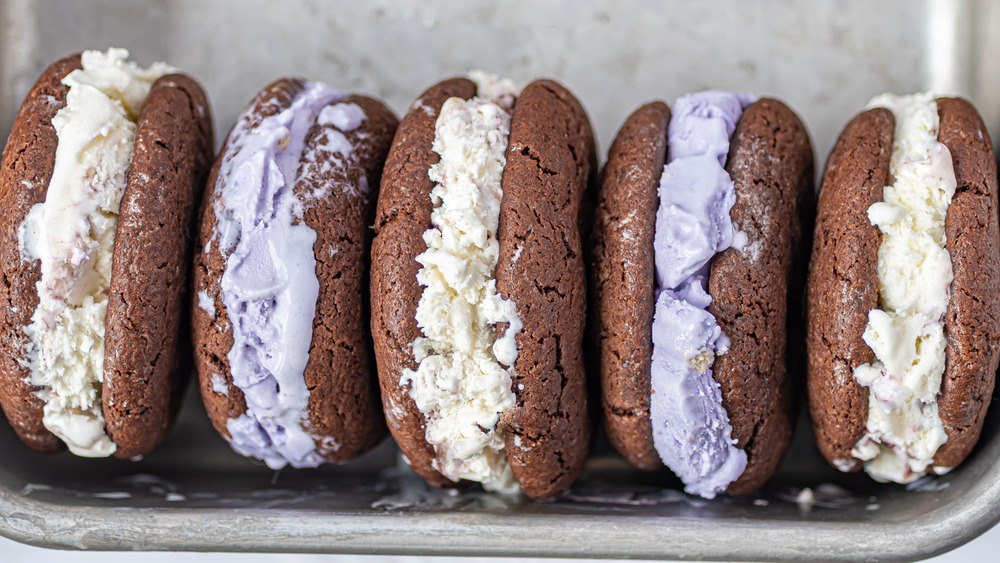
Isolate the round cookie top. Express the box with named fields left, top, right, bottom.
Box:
left=934, top=97, right=1000, bottom=469
left=0, top=54, right=82, bottom=454
left=709, top=98, right=814, bottom=494
left=296, top=93, right=397, bottom=464
left=495, top=79, right=596, bottom=500
left=590, top=101, right=670, bottom=471
left=104, top=72, right=215, bottom=459
left=806, top=107, right=892, bottom=469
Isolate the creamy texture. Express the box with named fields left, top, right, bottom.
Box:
left=197, top=290, right=215, bottom=316
left=849, top=93, right=955, bottom=482
left=17, top=48, right=171, bottom=457
left=402, top=73, right=521, bottom=492
left=214, top=83, right=362, bottom=469
left=649, top=91, right=754, bottom=498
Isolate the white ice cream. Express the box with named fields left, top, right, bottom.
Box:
left=849, top=92, right=955, bottom=482
left=17, top=48, right=171, bottom=457
left=401, top=73, right=522, bottom=492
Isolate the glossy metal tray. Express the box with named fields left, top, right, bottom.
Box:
left=2, top=0, right=1000, bottom=560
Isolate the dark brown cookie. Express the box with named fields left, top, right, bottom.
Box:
left=806, top=108, right=892, bottom=470
left=710, top=98, right=815, bottom=494
left=0, top=54, right=82, bottom=454
left=298, top=94, right=397, bottom=460
left=103, top=73, right=214, bottom=459
left=496, top=79, right=597, bottom=500
left=935, top=97, right=1000, bottom=469
left=370, top=77, right=476, bottom=488
left=587, top=102, right=669, bottom=471
left=193, top=78, right=396, bottom=463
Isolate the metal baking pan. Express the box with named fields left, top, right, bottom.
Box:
left=2, top=0, right=1000, bottom=560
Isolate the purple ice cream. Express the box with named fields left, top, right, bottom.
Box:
left=650, top=90, right=755, bottom=498
left=212, top=82, right=363, bottom=469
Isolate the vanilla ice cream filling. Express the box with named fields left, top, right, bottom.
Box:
left=402, top=73, right=522, bottom=492
left=17, top=48, right=171, bottom=457
left=849, top=93, right=955, bottom=482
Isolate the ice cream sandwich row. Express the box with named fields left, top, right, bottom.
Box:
left=1, top=48, right=996, bottom=500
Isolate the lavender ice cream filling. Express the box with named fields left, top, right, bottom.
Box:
left=212, top=82, right=356, bottom=469
left=650, top=90, right=755, bottom=498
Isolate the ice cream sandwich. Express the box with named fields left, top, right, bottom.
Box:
left=589, top=92, right=815, bottom=497
left=0, top=48, right=213, bottom=459
left=807, top=94, right=1000, bottom=483
left=370, top=73, right=596, bottom=500
left=192, top=78, right=398, bottom=468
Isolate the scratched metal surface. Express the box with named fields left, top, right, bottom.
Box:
left=1, top=0, right=999, bottom=560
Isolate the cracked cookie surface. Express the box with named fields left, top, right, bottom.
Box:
left=709, top=98, right=815, bottom=494
left=105, top=73, right=214, bottom=459
left=806, top=108, right=892, bottom=469
left=496, top=79, right=596, bottom=500
left=934, top=97, right=1000, bottom=469
left=0, top=55, right=81, bottom=454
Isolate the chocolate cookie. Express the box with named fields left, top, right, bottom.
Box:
left=370, top=77, right=476, bottom=488
left=104, top=73, right=214, bottom=459
left=371, top=75, right=596, bottom=500
left=934, top=98, right=1000, bottom=467
left=496, top=79, right=597, bottom=499
left=0, top=50, right=213, bottom=459
left=711, top=98, right=815, bottom=494
left=193, top=78, right=397, bottom=467
left=589, top=101, right=669, bottom=471
left=0, top=54, right=80, bottom=455
left=590, top=94, right=814, bottom=497
left=805, top=108, right=892, bottom=469
left=808, top=96, right=1000, bottom=480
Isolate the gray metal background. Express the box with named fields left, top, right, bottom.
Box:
left=1, top=0, right=999, bottom=560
